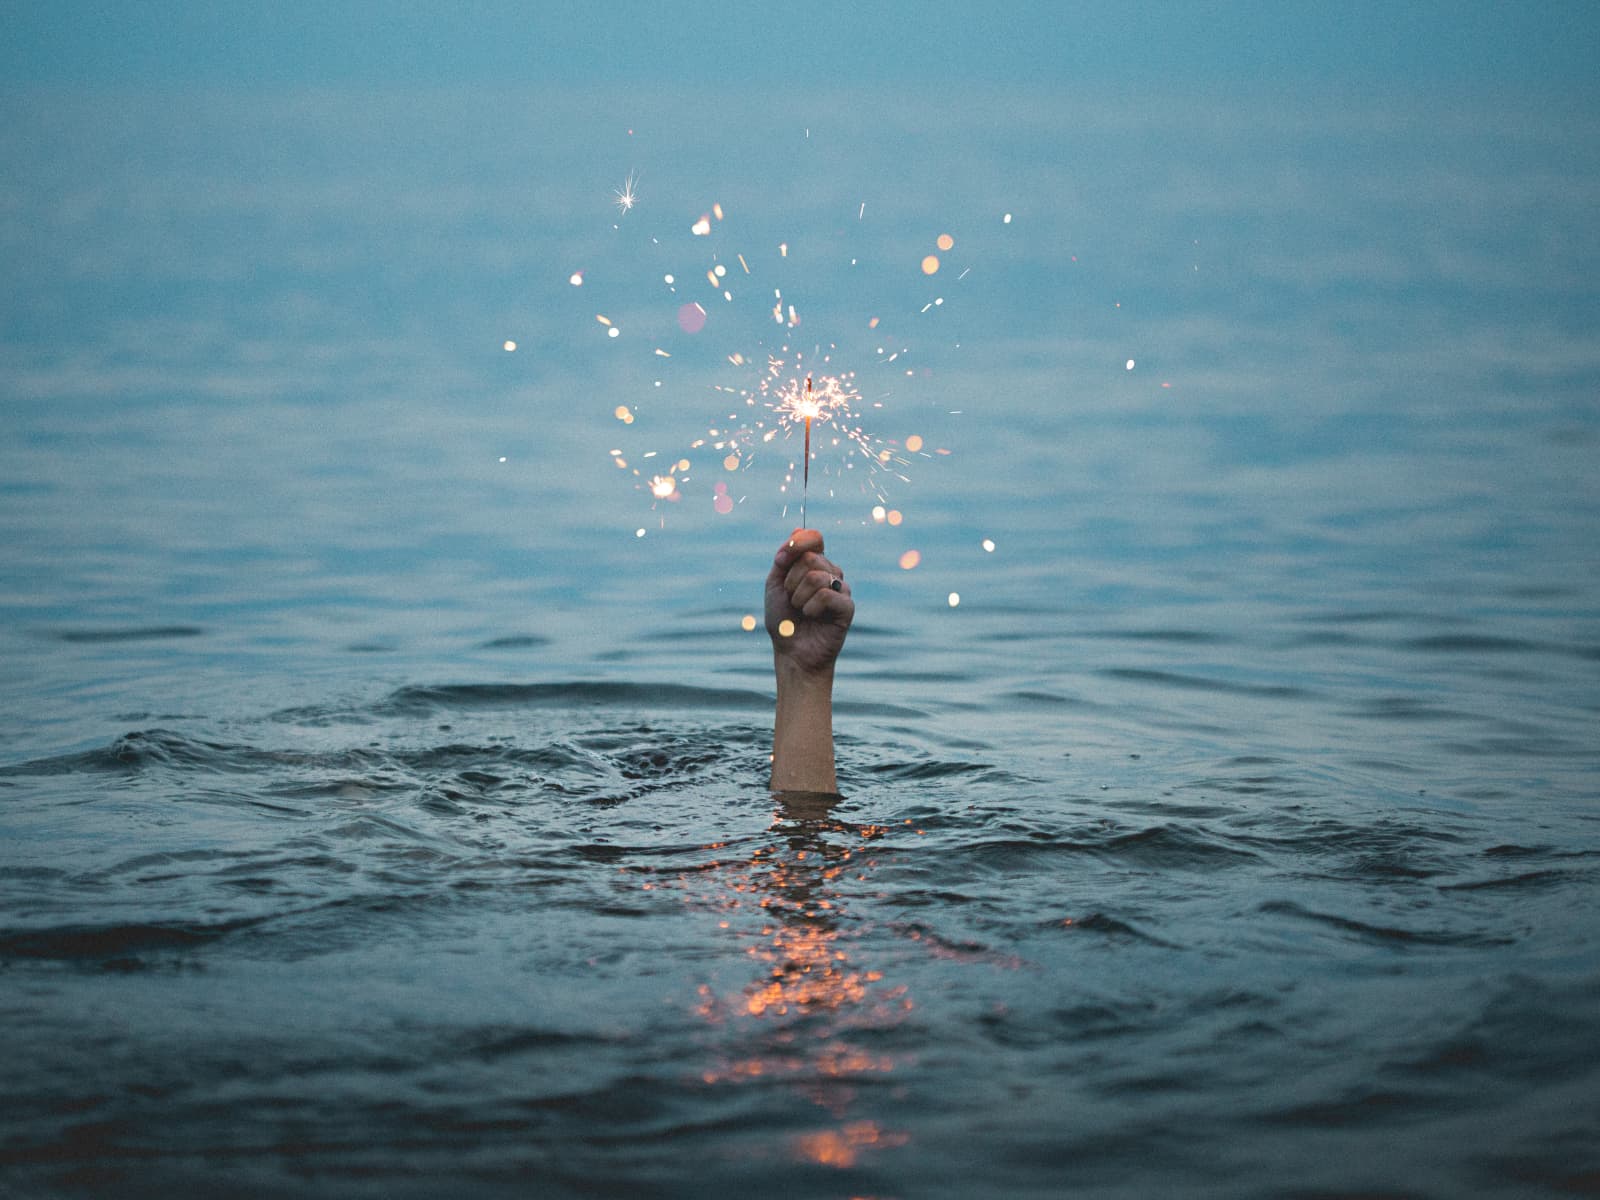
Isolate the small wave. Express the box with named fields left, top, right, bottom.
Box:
left=999, top=690, right=1096, bottom=708
left=1262, top=1084, right=1426, bottom=1129
left=376, top=681, right=775, bottom=715
left=1097, top=824, right=1262, bottom=869
left=0, top=917, right=260, bottom=964
left=863, top=758, right=1003, bottom=782
left=1044, top=911, right=1176, bottom=946
left=476, top=634, right=550, bottom=649
left=1096, top=668, right=1311, bottom=699
left=1258, top=900, right=1513, bottom=948
left=1082, top=628, right=1230, bottom=644
left=1345, top=696, right=1473, bottom=721
left=1295, top=609, right=1463, bottom=626
left=49, top=625, right=204, bottom=643
left=1395, top=973, right=1600, bottom=1086
left=1441, top=869, right=1575, bottom=892
left=951, top=824, right=1258, bottom=873
left=0, top=729, right=280, bottom=776
left=1404, top=634, right=1540, bottom=653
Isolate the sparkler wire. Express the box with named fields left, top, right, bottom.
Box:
left=800, top=375, right=813, bottom=527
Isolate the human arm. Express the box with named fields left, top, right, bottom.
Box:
left=764, top=528, right=854, bottom=793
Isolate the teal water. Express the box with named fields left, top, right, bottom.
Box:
left=2, top=85, right=1598, bottom=1197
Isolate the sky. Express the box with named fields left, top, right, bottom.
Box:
left=3, top=0, right=1598, bottom=99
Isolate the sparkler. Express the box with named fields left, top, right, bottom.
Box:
left=767, top=369, right=859, bottom=527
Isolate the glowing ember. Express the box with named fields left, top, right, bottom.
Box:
left=921, top=255, right=940, bottom=275
left=982, top=538, right=996, bottom=552
left=650, top=475, right=678, bottom=499
left=502, top=340, right=516, bottom=352
left=569, top=271, right=583, bottom=286
left=613, top=171, right=639, bottom=215
left=904, top=434, right=923, bottom=453
left=741, top=614, right=757, bottom=631
left=898, top=550, right=921, bottom=570
left=936, top=233, right=954, bottom=251
left=948, top=592, right=960, bottom=607
left=777, top=619, right=795, bottom=638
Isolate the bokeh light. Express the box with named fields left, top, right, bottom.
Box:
left=678, top=302, right=707, bottom=334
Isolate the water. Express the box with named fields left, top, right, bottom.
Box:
left=2, top=84, right=1598, bottom=1197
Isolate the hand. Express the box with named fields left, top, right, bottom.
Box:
left=764, top=528, right=853, bottom=676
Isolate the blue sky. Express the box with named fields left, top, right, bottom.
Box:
left=4, top=0, right=1598, bottom=97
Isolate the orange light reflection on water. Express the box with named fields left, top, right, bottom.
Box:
left=686, top=793, right=912, bottom=1169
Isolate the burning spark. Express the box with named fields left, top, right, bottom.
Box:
left=614, top=171, right=639, bottom=215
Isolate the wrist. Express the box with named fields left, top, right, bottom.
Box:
left=774, top=651, right=835, bottom=693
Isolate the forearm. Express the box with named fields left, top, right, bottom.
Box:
left=769, top=655, right=837, bottom=793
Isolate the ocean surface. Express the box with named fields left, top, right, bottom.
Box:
left=2, top=84, right=1598, bottom=1198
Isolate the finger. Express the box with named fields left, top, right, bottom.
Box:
left=767, top=535, right=813, bottom=596
left=789, top=566, right=839, bottom=613
left=785, top=551, right=838, bottom=596
left=786, top=528, right=825, bottom=557
left=801, top=584, right=854, bottom=622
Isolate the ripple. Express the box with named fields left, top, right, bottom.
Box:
left=1404, top=634, right=1541, bottom=653
left=1258, top=900, right=1513, bottom=949
left=0, top=917, right=262, bottom=964
left=48, top=625, right=204, bottom=643
left=1096, top=668, right=1312, bottom=699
